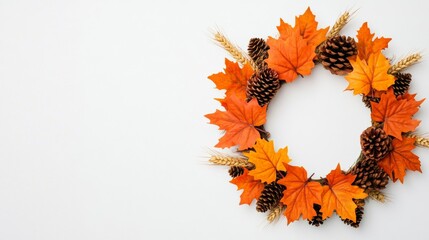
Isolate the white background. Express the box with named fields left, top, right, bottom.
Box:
left=0, top=0, right=428, bottom=239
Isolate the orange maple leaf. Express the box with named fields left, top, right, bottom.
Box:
left=245, top=139, right=290, bottom=183
left=208, top=58, right=254, bottom=100
left=345, top=52, right=395, bottom=95
left=278, top=165, right=323, bottom=224
left=277, top=7, right=329, bottom=48
left=266, top=31, right=316, bottom=82
left=320, top=164, right=367, bottom=222
left=371, top=89, right=425, bottom=139
left=230, top=169, right=265, bottom=205
left=205, top=96, right=267, bottom=150
left=294, top=7, right=329, bottom=47
left=356, top=22, right=391, bottom=61
left=378, top=137, right=421, bottom=183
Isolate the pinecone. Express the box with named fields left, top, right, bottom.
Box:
left=276, top=171, right=286, bottom=181
left=246, top=68, right=280, bottom=106
left=248, top=38, right=270, bottom=70
left=362, top=95, right=380, bottom=108
left=342, top=199, right=365, bottom=228
left=360, top=126, right=393, bottom=161
left=393, top=72, right=412, bottom=97
left=350, top=157, right=389, bottom=191
left=256, top=182, right=286, bottom=212
left=318, top=35, right=357, bottom=75
left=308, top=204, right=324, bottom=227
left=228, top=166, right=244, bottom=178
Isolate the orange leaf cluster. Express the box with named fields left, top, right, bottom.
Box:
left=379, top=137, right=421, bottom=183
left=345, top=23, right=394, bottom=96
left=278, top=164, right=367, bottom=223
left=266, top=8, right=328, bottom=82
left=209, top=58, right=254, bottom=101
left=245, top=139, right=290, bottom=183
left=205, top=96, right=267, bottom=150
left=371, top=89, right=425, bottom=139
left=230, top=169, right=265, bottom=205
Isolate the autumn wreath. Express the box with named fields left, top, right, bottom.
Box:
left=205, top=8, right=429, bottom=228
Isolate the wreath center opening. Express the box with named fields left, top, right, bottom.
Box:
left=265, top=66, right=369, bottom=175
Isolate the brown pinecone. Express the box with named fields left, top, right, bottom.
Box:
left=246, top=68, right=280, bottom=106
left=308, top=204, right=324, bottom=227
left=350, top=157, right=389, bottom=191
left=342, top=199, right=365, bottom=228
left=360, top=126, right=393, bottom=161
left=248, top=38, right=269, bottom=70
left=318, top=35, right=357, bottom=75
left=256, top=182, right=286, bottom=212
left=228, top=166, right=244, bottom=178
left=393, top=72, right=412, bottom=97
left=362, top=95, right=380, bottom=108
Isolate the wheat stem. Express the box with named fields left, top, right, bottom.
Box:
left=267, top=203, right=285, bottom=223
left=388, top=53, right=422, bottom=74
left=209, top=155, right=254, bottom=168
left=366, top=190, right=386, bottom=203
left=213, top=31, right=255, bottom=69
left=327, top=11, right=351, bottom=39
left=406, top=133, right=429, bottom=148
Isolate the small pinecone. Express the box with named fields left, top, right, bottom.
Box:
left=342, top=199, right=365, bottom=228
left=246, top=68, right=280, bottom=106
left=350, top=157, right=389, bottom=191
left=256, top=182, right=286, bottom=212
left=228, top=166, right=244, bottom=178
left=360, top=126, right=393, bottom=161
left=248, top=38, right=270, bottom=70
left=318, top=35, right=357, bottom=75
left=362, top=95, right=380, bottom=108
left=308, top=204, right=324, bottom=227
left=393, top=73, right=412, bottom=97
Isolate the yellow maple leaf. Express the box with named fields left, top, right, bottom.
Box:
left=345, top=52, right=395, bottom=95
left=245, top=139, right=291, bottom=183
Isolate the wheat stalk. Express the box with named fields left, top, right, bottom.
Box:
left=267, top=203, right=285, bottom=223
left=366, top=190, right=386, bottom=203
left=209, top=155, right=254, bottom=168
left=213, top=31, right=255, bottom=69
left=407, top=133, right=429, bottom=148
left=326, top=11, right=351, bottom=39
left=388, top=53, right=422, bottom=74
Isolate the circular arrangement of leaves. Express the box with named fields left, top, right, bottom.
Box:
left=205, top=8, right=429, bottom=228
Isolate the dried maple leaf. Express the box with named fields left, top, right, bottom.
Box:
left=245, top=139, right=290, bottom=183
left=205, top=96, right=267, bottom=150
left=371, top=89, right=425, bottom=139
left=378, top=137, right=421, bottom=183
left=278, top=165, right=323, bottom=224
left=356, top=22, right=391, bottom=61
left=320, top=164, right=367, bottom=222
left=230, top=169, right=265, bottom=205
left=266, top=31, right=316, bottom=82
left=294, top=7, right=329, bottom=47
left=345, top=52, right=395, bottom=95
left=208, top=58, right=253, bottom=100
